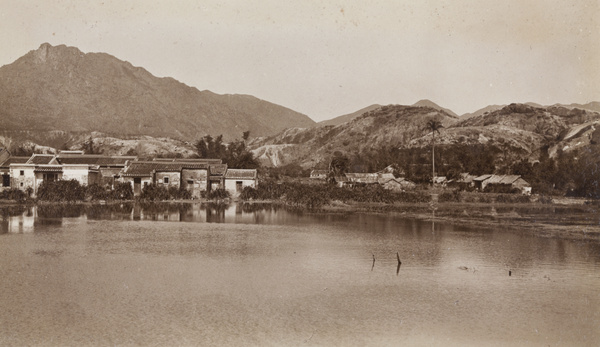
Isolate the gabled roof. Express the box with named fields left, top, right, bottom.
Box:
left=310, top=169, right=328, bottom=176
left=26, top=154, right=57, bottom=165
left=121, top=161, right=181, bottom=177
left=209, top=164, right=228, bottom=176
left=56, top=154, right=137, bottom=166
left=0, top=156, right=29, bottom=167
left=474, top=174, right=493, bottom=182
left=154, top=158, right=222, bottom=164
left=225, top=169, right=257, bottom=180
left=485, top=175, right=523, bottom=185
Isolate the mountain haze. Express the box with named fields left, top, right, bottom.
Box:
left=0, top=43, right=315, bottom=143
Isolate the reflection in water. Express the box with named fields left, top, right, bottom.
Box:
left=0, top=202, right=599, bottom=345
left=0, top=202, right=292, bottom=231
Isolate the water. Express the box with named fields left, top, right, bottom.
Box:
left=1, top=203, right=599, bottom=346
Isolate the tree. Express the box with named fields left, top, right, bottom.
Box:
left=327, top=151, right=349, bottom=184
left=425, top=119, right=444, bottom=185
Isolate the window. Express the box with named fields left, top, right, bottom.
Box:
left=20, top=170, right=24, bottom=176
left=236, top=181, right=243, bottom=192
left=163, top=177, right=169, bottom=184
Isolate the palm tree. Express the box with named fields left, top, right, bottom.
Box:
left=425, top=119, right=444, bottom=186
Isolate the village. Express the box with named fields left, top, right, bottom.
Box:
left=0, top=148, right=533, bottom=201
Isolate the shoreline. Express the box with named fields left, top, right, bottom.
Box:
left=1, top=198, right=598, bottom=241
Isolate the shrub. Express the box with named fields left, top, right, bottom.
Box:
left=86, top=183, right=109, bottom=201
left=140, top=184, right=169, bottom=201
left=111, top=182, right=134, bottom=200
left=37, top=180, right=86, bottom=202
left=439, top=189, right=461, bottom=202
left=0, top=188, right=28, bottom=202
left=207, top=188, right=231, bottom=200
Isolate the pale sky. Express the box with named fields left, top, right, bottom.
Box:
left=1, top=0, right=598, bottom=121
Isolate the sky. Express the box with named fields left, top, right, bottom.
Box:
left=0, top=0, right=598, bottom=122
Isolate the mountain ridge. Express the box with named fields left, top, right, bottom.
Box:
left=0, top=43, right=315, bottom=143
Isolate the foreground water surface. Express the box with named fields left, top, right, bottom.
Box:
left=1, top=203, right=599, bottom=346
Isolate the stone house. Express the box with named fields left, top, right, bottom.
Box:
left=224, top=169, right=258, bottom=197
left=55, top=151, right=136, bottom=187
left=0, top=155, right=29, bottom=190
left=474, top=174, right=531, bottom=194
left=209, top=164, right=228, bottom=191
left=120, top=160, right=211, bottom=198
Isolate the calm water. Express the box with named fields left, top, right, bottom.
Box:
left=1, top=203, right=599, bottom=346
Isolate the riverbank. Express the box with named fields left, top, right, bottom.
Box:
left=1, top=196, right=598, bottom=241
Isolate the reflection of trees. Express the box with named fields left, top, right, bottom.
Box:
left=204, top=202, right=228, bottom=223
left=86, top=203, right=134, bottom=220
left=37, top=204, right=86, bottom=218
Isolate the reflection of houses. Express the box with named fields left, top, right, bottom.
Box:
left=224, top=169, right=258, bottom=197
left=474, top=174, right=531, bottom=194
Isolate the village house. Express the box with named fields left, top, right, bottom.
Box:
left=224, top=169, right=258, bottom=197
left=55, top=151, right=136, bottom=187
left=474, top=174, right=531, bottom=194
left=121, top=160, right=213, bottom=198
left=310, top=169, right=328, bottom=180
left=0, top=154, right=29, bottom=190
left=208, top=164, right=228, bottom=191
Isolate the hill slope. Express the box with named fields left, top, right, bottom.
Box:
left=251, top=104, right=459, bottom=168
left=0, top=43, right=314, bottom=143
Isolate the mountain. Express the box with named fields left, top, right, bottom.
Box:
left=460, top=104, right=505, bottom=119
left=251, top=104, right=459, bottom=168
left=251, top=103, right=600, bottom=168
left=317, top=104, right=381, bottom=127
left=0, top=43, right=315, bottom=145
left=412, top=99, right=459, bottom=118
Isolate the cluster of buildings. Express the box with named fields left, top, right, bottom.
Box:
left=310, top=167, right=531, bottom=194
left=0, top=149, right=258, bottom=198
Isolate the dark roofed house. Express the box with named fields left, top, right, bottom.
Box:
left=224, top=169, right=258, bottom=197
left=154, top=158, right=223, bottom=164
left=27, top=154, right=57, bottom=165
left=474, top=174, right=531, bottom=194
left=56, top=152, right=137, bottom=187
left=121, top=160, right=211, bottom=198
left=208, top=164, right=228, bottom=191
left=1, top=155, right=29, bottom=189
left=310, top=170, right=328, bottom=180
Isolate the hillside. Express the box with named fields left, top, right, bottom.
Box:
left=317, top=104, right=381, bottom=127
left=252, top=103, right=600, bottom=168
left=251, top=104, right=459, bottom=168
left=0, top=43, right=314, bottom=145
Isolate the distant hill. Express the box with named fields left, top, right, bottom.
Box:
left=460, top=105, right=505, bottom=119
left=251, top=104, right=459, bottom=168
left=412, top=99, right=459, bottom=118
left=251, top=103, right=600, bottom=168
left=0, top=43, right=315, bottom=145
left=317, top=104, right=381, bottom=127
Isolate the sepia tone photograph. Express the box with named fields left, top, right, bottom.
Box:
left=0, top=1, right=599, bottom=346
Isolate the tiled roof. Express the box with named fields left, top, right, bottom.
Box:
left=485, top=175, right=522, bottom=185
left=225, top=169, right=257, bottom=179
left=27, top=154, right=56, bottom=165
left=209, top=164, right=228, bottom=176
left=122, top=161, right=179, bottom=177
left=56, top=155, right=136, bottom=166
left=154, top=158, right=222, bottom=164
left=474, top=174, right=493, bottom=181
left=0, top=156, right=30, bottom=167
left=34, top=165, right=63, bottom=172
